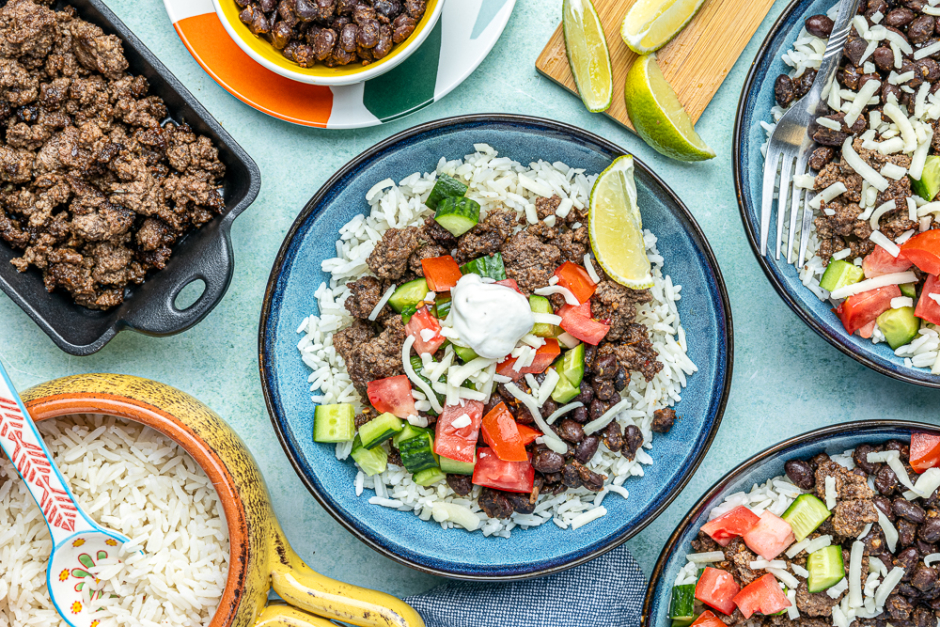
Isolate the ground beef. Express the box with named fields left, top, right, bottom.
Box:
left=500, top=230, right=561, bottom=295
left=815, top=459, right=875, bottom=501
left=535, top=195, right=561, bottom=219
left=724, top=537, right=761, bottom=586
left=344, top=276, right=384, bottom=319
left=332, top=318, right=405, bottom=390
left=598, top=324, right=663, bottom=382
left=591, top=280, right=638, bottom=342
left=366, top=225, right=423, bottom=280
left=446, top=474, right=473, bottom=497
left=478, top=488, right=513, bottom=519
left=0, top=0, right=226, bottom=310
left=796, top=581, right=843, bottom=617
left=454, top=208, right=517, bottom=264
left=832, top=499, right=879, bottom=537
left=652, top=408, right=677, bottom=433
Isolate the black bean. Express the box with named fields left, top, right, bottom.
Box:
left=808, top=146, right=835, bottom=171
left=902, top=60, right=925, bottom=88
left=854, top=444, right=880, bottom=475
left=873, top=46, right=896, bottom=72
left=883, top=82, right=904, bottom=105
left=583, top=344, right=597, bottom=369
left=479, top=488, right=513, bottom=519
left=574, top=384, right=594, bottom=405
left=446, top=474, right=472, bottom=496
left=887, top=439, right=910, bottom=461
left=594, top=378, right=616, bottom=401
left=561, top=460, right=582, bottom=488
left=575, top=435, right=600, bottom=464
left=357, top=17, right=380, bottom=48
left=866, top=0, right=889, bottom=18
left=259, top=0, right=277, bottom=11
left=899, top=519, right=919, bottom=547
left=886, top=7, right=916, bottom=28
left=294, top=0, right=320, bottom=21
left=602, top=422, right=624, bottom=453
left=614, top=368, right=628, bottom=391
left=391, top=13, right=416, bottom=43
left=532, top=446, right=564, bottom=473
left=805, top=14, right=835, bottom=37
left=921, top=518, right=940, bottom=543
left=897, top=546, right=921, bottom=572
left=795, top=68, right=816, bottom=98
left=623, top=425, right=643, bottom=460
left=589, top=399, right=606, bottom=421
left=785, top=460, right=816, bottom=490
left=910, top=15, right=936, bottom=45
left=271, top=21, right=293, bottom=49
left=845, top=33, right=872, bottom=66
left=294, top=43, right=315, bottom=67
left=908, top=0, right=927, bottom=11
left=592, top=354, right=618, bottom=379
left=915, top=58, right=940, bottom=81
left=896, top=499, right=927, bottom=524
left=539, top=399, right=558, bottom=419
left=875, top=496, right=897, bottom=521
left=337, top=0, right=357, bottom=15
left=374, top=0, right=402, bottom=19
left=840, top=64, right=862, bottom=90
left=578, top=464, right=606, bottom=492
left=774, top=74, right=795, bottom=107
left=558, top=419, right=584, bottom=443
left=506, top=492, right=536, bottom=515
left=340, top=23, right=358, bottom=52
left=373, top=23, right=393, bottom=58
left=571, top=406, right=590, bottom=424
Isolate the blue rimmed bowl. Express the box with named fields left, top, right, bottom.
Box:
left=642, top=420, right=940, bottom=626
left=734, top=0, right=940, bottom=388
left=258, top=114, right=733, bottom=580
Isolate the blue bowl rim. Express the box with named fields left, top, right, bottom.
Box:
left=640, top=418, right=940, bottom=625
left=732, top=0, right=940, bottom=389
left=258, top=113, right=735, bottom=581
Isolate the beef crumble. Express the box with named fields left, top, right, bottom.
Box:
left=0, top=0, right=226, bottom=310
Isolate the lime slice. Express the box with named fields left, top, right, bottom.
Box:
left=589, top=156, right=654, bottom=290
left=563, top=0, right=613, bottom=113
left=624, top=53, right=715, bottom=162
left=621, top=0, right=707, bottom=55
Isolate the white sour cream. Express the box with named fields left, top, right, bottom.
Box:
left=450, top=274, right=534, bottom=359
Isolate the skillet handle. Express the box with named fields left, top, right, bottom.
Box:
left=265, top=536, right=425, bottom=627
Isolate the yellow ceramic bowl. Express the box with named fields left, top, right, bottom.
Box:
left=213, top=0, right=443, bottom=86
left=21, top=374, right=424, bottom=627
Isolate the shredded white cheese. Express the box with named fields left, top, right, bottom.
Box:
left=583, top=396, right=632, bottom=435
left=843, top=138, right=890, bottom=191
left=874, top=567, right=905, bottom=608
left=402, top=336, right=444, bottom=414
left=503, top=382, right=566, bottom=454
left=849, top=541, right=865, bottom=609
left=583, top=254, right=601, bottom=284
left=534, top=285, right=579, bottom=306
left=686, top=551, right=725, bottom=564
left=891, top=296, right=914, bottom=309
left=546, top=401, right=583, bottom=425
left=877, top=510, right=899, bottom=553
left=825, top=475, right=838, bottom=510
left=869, top=231, right=901, bottom=258
left=369, top=284, right=397, bottom=321
left=810, top=182, right=849, bottom=210
left=829, top=271, right=919, bottom=300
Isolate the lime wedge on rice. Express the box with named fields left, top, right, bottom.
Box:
left=621, top=0, right=707, bottom=55
left=589, top=156, right=654, bottom=290
left=563, top=0, right=613, bottom=113
left=624, top=53, right=715, bottom=162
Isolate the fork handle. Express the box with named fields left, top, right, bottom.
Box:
left=804, top=0, right=865, bottom=109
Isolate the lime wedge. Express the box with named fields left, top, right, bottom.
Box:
left=624, top=53, right=715, bottom=162
left=621, top=0, right=707, bottom=55
left=563, top=0, right=613, bottom=113
left=589, top=156, right=654, bottom=290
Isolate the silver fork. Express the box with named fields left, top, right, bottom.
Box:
left=760, top=0, right=863, bottom=266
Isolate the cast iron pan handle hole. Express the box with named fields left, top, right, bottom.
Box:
left=174, top=279, right=206, bottom=311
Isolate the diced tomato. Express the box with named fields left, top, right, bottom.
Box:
left=481, top=402, right=528, bottom=462
left=863, top=245, right=912, bottom=278
left=910, top=433, right=940, bottom=473
left=858, top=320, right=876, bottom=339
left=496, top=339, right=562, bottom=379
left=900, top=230, right=940, bottom=275
left=517, top=423, right=542, bottom=446
left=421, top=256, right=462, bottom=292
left=700, top=506, right=761, bottom=547
left=434, top=401, right=483, bottom=464
left=472, top=447, right=534, bottom=493
left=690, top=611, right=726, bottom=627
left=366, top=375, right=416, bottom=419
left=742, top=512, right=796, bottom=561
left=695, top=567, right=740, bottom=616
left=835, top=285, right=902, bottom=335
left=916, top=274, right=940, bottom=325
left=558, top=303, right=610, bottom=345
left=553, top=261, right=597, bottom=304
left=495, top=278, right=524, bottom=294
left=732, top=574, right=791, bottom=619
left=405, top=306, right=446, bottom=355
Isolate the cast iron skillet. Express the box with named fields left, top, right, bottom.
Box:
left=0, top=0, right=260, bottom=356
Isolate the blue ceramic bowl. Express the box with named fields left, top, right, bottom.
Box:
left=259, top=115, right=733, bottom=580
left=734, top=0, right=940, bottom=388
left=642, top=420, right=940, bottom=626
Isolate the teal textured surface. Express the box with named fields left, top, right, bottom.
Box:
left=1, top=0, right=938, bottom=600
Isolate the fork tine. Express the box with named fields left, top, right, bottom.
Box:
left=787, top=155, right=809, bottom=264
left=775, top=155, right=795, bottom=260
left=761, top=149, right=782, bottom=256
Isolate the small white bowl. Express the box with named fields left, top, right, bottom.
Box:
left=213, top=0, right=444, bottom=87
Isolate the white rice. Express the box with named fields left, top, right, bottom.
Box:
left=295, top=145, right=697, bottom=537
left=0, top=414, right=229, bottom=627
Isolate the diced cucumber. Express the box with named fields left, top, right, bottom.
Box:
left=434, top=197, right=481, bottom=237
left=394, top=423, right=427, bottom=447
left=388, top=279, right=428, bottom=313
left=878, top=306, right=920, bottom=350
left=460, top=253, right=507, bottom=281
left=426, top=173, right=469, bottom=210
left=557, top=344, right=586, bottom=387
left=440, top=453, right=476, bottom=475
left=819, top=259, right=864, bottom=293
left=782, top=494, right=831, bottom=542
left=530, top=295, right=562, bottom=338
left=313, top=404, right=356, bottom=443
left=671, top=620, right=695, bottom=627
left=351, top=436, right=388, bottom=476
left=435, top=295, right=452, bottom=319
left=669, top=584, right=696, bottom=624
left=413, top=467, right=447, bottom=486
left=901, top=282, right=918, bottom=299
left=912, top=155, right=940, bottom=202
left=551, top=374, right=580, bottom=404
left=398, top=429, right=439, bottom=474
left=401, top=305, right=418, bottom=324
left=807, top=545, right=845, bottom=593
left=453, top=345, right=478, bottom=363
left=358, top=412, right=405, bottom=449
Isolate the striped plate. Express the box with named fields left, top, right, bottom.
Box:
left=164, top=0, right=515, bottom=129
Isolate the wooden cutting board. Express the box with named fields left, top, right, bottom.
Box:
left=536, top=0, right=777, bottom=131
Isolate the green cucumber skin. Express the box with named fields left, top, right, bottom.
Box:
left=460, top=253, right=507, bottom=281
left=807, top=545, right=844, bottom=593
left=358, top=413, right=405, bottom=449
left=426, top=174, right=468, bottom=210
left=434, top=197, right=480, bottom=237
left=669, top=584, right=696, bottom=621
left=399, top=432, right=438, bottom=474
left=389, top=279, right=429, bottom=313
left=313, top=404, right=356, bottom=443
left=413, top=467, right=447, bottom=486
left=350, top=436, right=388, bottom=476
left=440, top=455, right=475, bottom=475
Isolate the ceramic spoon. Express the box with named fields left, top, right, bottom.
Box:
left=0, top=362, right=131, bottom=627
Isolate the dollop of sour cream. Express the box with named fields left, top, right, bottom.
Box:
left=450, top=273, right=534, bottom=359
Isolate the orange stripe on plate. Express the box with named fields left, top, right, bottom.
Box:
left=174, top=14, right=333, bottom=127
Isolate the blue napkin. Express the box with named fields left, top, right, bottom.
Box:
left=404, top=544, right=647, bottom=627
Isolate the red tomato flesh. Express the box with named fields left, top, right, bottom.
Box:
left=405, top=307, right=446, bottom=355
left=558, top=303, right=610, bottom=345
left=434, top=401, right=483, bottom=464
left=421, top=256, right=462, bottom=292
left=863, top=245, right=912, bottom=278
left=858, top=320, right=876, bottom=339
left=690, top=611, right=726, bottom=627
left=733, top=573, right=791, bottom=619
left=516, top=423, right=542, bottom=446
left=495, top=278, right=524, bottom=294
left=835, top=285, right=902, bottom=335
left=900, top=230, right=940, bottom=275
left=366, top=375, right=416, bottom=419
left=554, top=262, right=597, bottom=304
left=695, top=567, right=740, bottom=615
left=916, top=274, right=940, bottom=325
left=481, top=402, right=528, bottom=462
left=472, top=447, right=534, bottom=493
left=911, top=433, right=940, bottom=473
left=742, top=512, right=796, bottom=561
left=496, top=339, right=562, bottom=380
left=700, top=506, right=761, bottom=547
